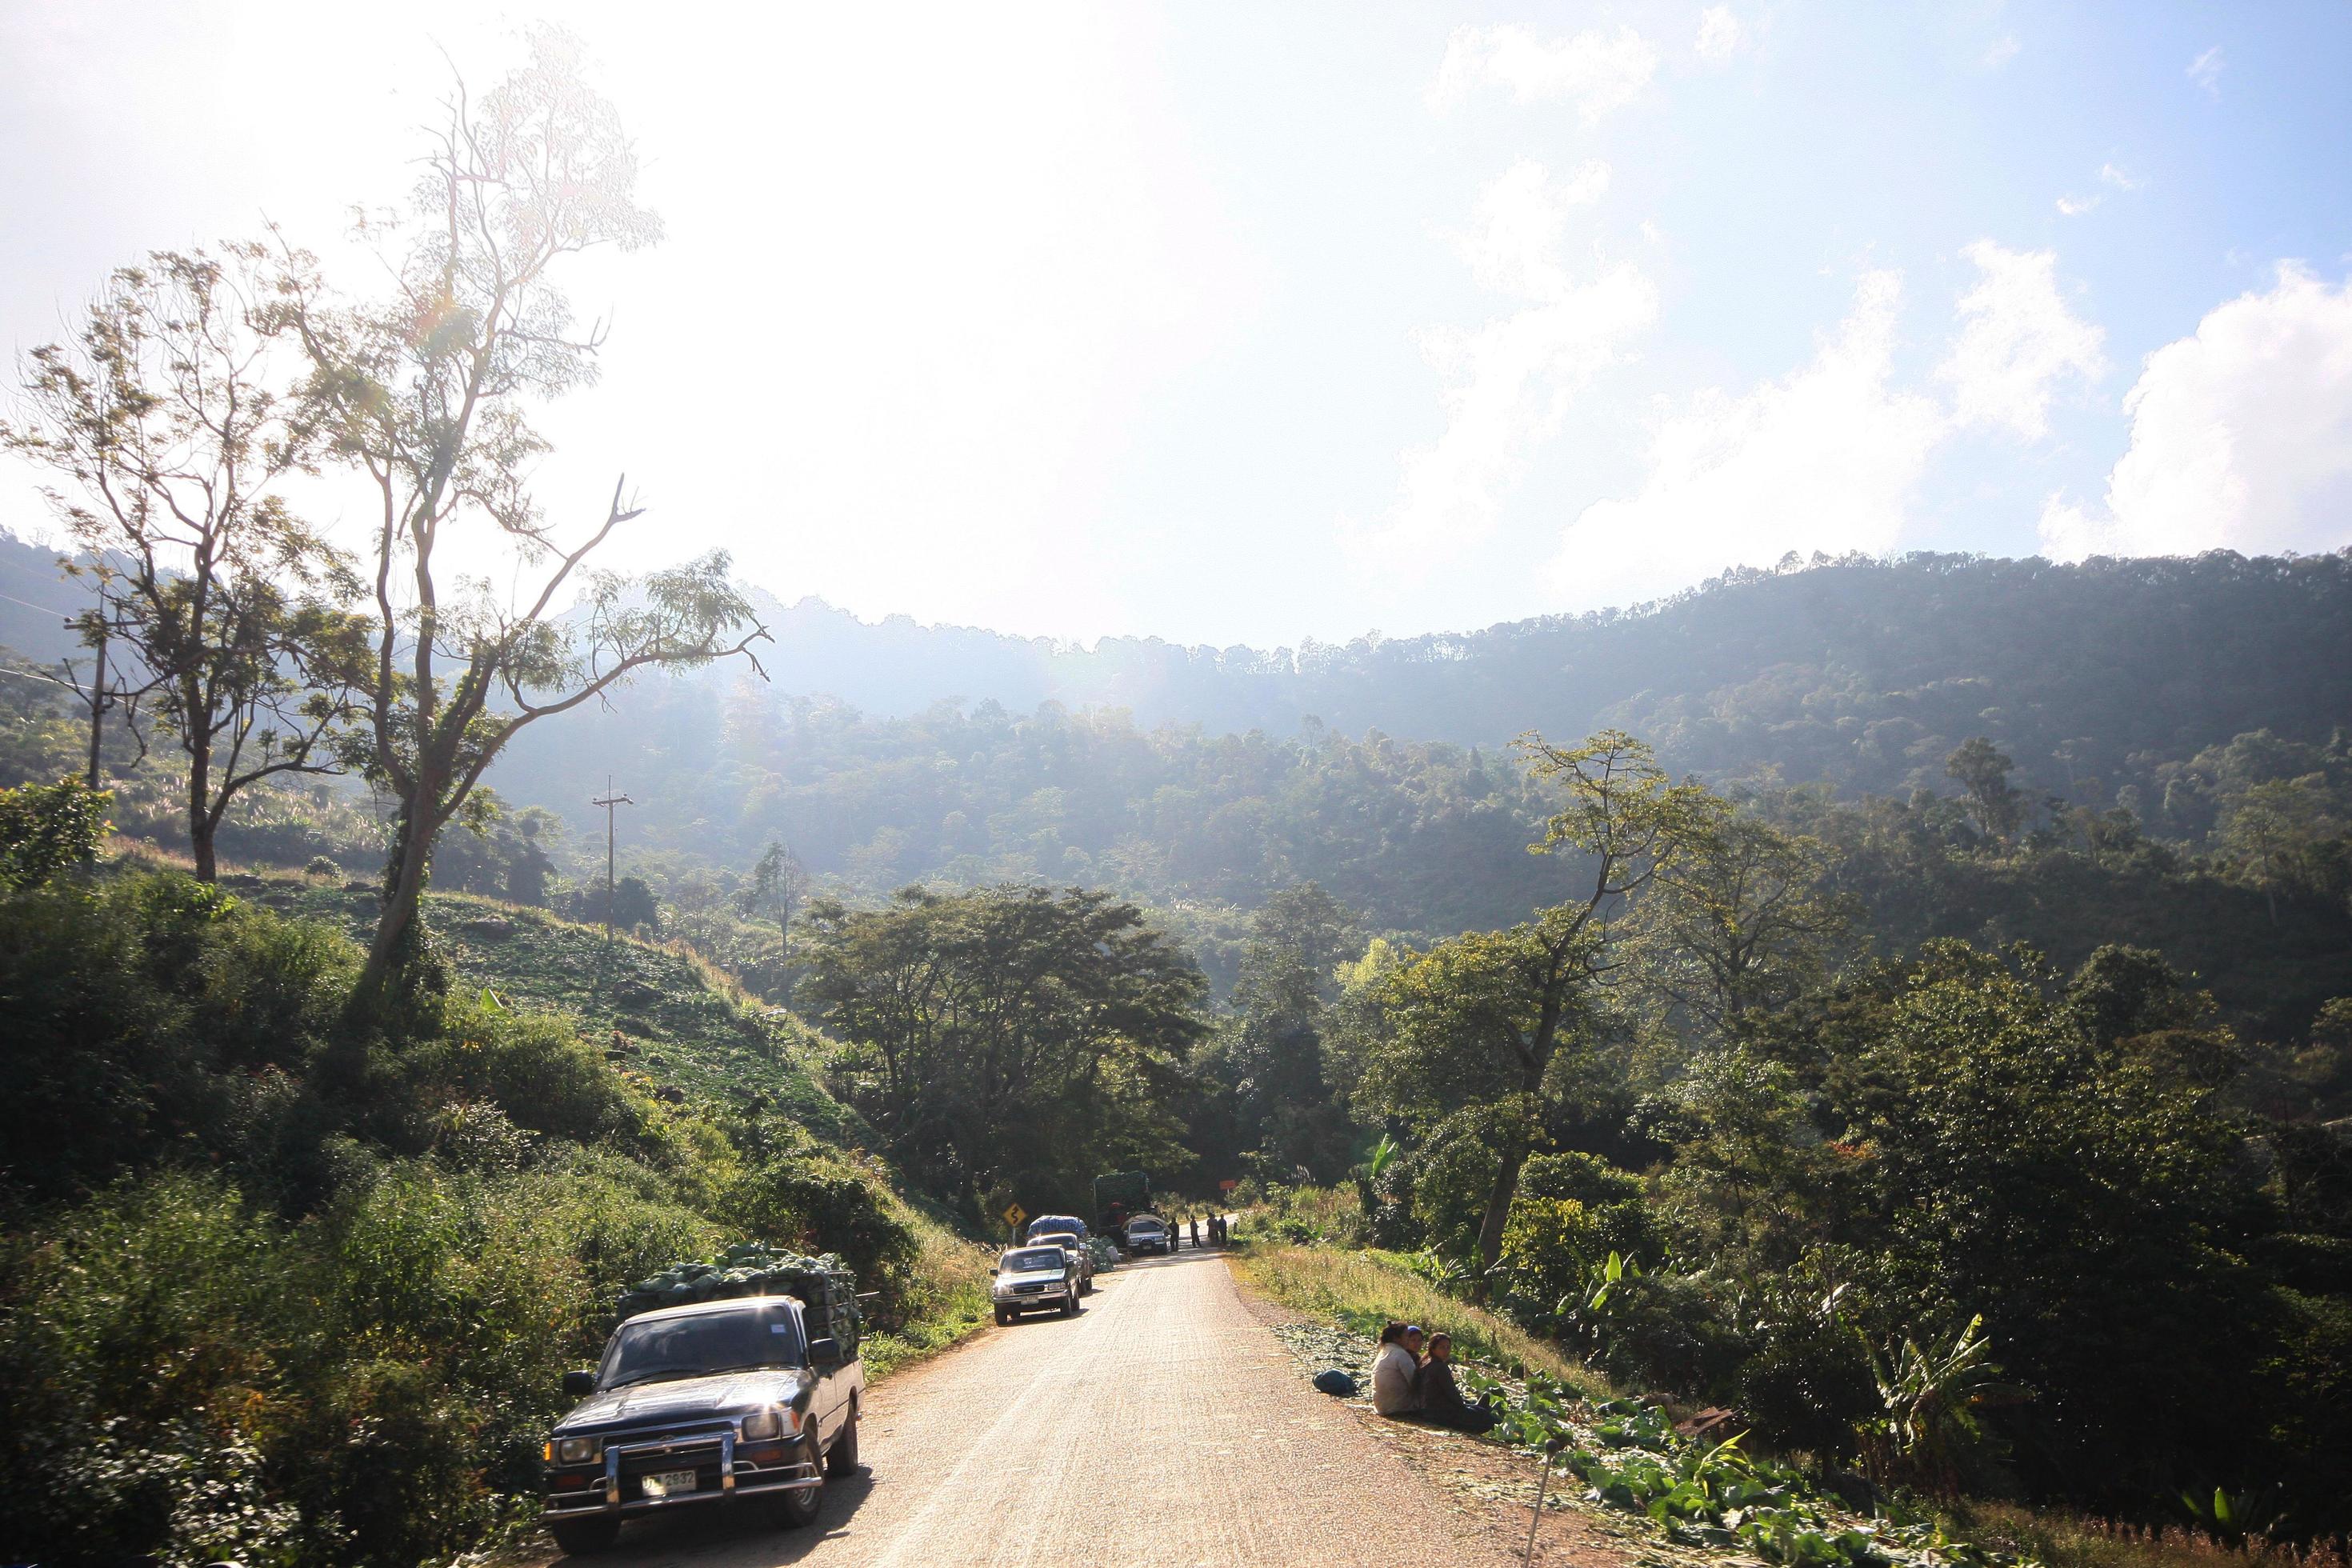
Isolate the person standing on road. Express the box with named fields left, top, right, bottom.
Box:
left=1190, top=1215, right=1201, bottom=1249
left=1371, top=1322, right=1424, bottom=1417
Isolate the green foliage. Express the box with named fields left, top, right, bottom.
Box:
left=1862, top=1316, right=2022, bottom=1498
left=0, top=870, right=352, bottom=1198
left=805, top=882, right=1206, bottom=1213
left=1469, top=1377, right=2024, bottom=1568
left=720, top=1144, right=920, bottom=1318
left=0, top=776, right=110, bottom=886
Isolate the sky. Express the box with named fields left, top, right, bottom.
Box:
left=2, top=2, right=2349, bottom=649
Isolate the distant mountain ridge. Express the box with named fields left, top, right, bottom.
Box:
left=12, top=528, right=2351, bottom=804
left=734, top=548, right=2352, bottom=795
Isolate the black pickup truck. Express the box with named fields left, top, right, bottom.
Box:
left=540, top=1294, right=864, bottom=1555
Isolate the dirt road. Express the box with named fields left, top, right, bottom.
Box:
left=539, top=1246, right=1516, bottom=1568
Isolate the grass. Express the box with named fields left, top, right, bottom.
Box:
left=862, top=1214, right=1000, bottom=1381
left=1232, top=1240, right=1611, bottom=1398
left=1947, top=1502, right=2349, bottom=1568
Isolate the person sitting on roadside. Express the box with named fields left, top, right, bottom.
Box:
left=1410, top=1333, right=1498, bottom=1434
left=1370, top=1322, right=1424, bottom=1417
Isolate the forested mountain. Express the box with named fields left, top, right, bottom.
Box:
left=13, top=531, right=2351, bottom=806
left=486, top=545, right=2352, bottom=820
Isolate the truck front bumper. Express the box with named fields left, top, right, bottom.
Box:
left=542, top=1427, right=820, bottom=1522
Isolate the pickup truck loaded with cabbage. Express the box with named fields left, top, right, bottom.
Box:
left=540, top=1246, right=866, bottom=1555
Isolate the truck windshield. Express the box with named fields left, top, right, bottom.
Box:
left=1001, top=1249, right=1066, bottom=1274
left=599, top=1306, right=802, bottom=1390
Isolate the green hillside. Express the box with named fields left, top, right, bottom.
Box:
left=238, top=878, right=861, bottom=1143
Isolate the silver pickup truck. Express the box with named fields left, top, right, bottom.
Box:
left=539, top=1294, right=863, bottom=1555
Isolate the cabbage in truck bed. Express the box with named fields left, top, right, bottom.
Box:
left=614, top=1241, right=865, bottom=1355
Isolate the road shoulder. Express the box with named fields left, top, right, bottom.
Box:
left=1225, top=1254, right=1638, bottom=1568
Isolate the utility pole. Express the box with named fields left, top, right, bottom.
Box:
left=591, top=776, right=634, bottom=943
left=82, top=623, right=108, bottom=791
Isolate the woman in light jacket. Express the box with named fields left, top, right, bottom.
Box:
left=1370, top=1322, right=1424, bottom=1416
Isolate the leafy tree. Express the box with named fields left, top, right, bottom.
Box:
left=2, top=247, right=368, bottom=879
left=1359, top=731, right=1722, bottom=1278
left=1206, top=882, right=1362, bottom=1181
left=2219, top=774, right=2343, bottom=922
left=1945, top=736, right=2024, bottom=842
left=505, top=806, right=563, bottom=907
left=1631, top=809, right=1850, bottom=1040
left=277, top=30, right=769, bottom=1006
left=802, top=883, right=1205, bottom=1210
left=738, top=841, right=808, bottom=997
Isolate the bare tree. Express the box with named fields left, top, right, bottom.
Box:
left=2, top=247, right=366, bottom=878
left=278, top=29, right=768, bottom=1005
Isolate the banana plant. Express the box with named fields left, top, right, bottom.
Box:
left=1860, top=1314, right=2027, bottom=1496
left=2181, top=1482, right=2288, bottom=1547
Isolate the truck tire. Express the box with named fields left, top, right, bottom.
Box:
left=826, top=1403, right=861, bottom=1477
left=995, top=1306, right=1013, bottom=1326
left=772, top=1433, right=826, bottom=1530
left=548, top=1517, right=620, bottom=1556
left=1062, top=1290, right=1078, bottom=1317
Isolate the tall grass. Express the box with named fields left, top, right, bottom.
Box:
left=861, top=1212, right=997, bottom=1379
left=1950, top=1501, right=2350, bottom=1568
left=1233, top=1242, right=1612, bottom=1398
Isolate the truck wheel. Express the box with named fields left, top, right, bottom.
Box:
left=995, top=1306, right=1013, bottom=1326
left=826, top=1404, right=861, bottom=1477
left=772, top=1433, right=826, bottom=1530
left=1062, top=1291, right=1078, bottom=1317
left=548, top=1517, right=620, bottom=1556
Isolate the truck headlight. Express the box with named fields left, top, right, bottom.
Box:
left=742, top=1408, right=784, bottom=1441
left=555, top=1436, right=602, bottom=1465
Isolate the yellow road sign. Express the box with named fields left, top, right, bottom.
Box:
left=1002, top=1202, right=1027, bottom=1230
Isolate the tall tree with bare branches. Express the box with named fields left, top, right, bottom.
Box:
left=2, top=246, right=366, bottom=879
left=279, top=29, right=769, bottom=1006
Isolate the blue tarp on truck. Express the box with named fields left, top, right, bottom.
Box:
left=1026, top=1214, right=1089, bottom=1241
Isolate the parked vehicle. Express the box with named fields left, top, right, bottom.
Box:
left=1123, top=1214, right=1171, bottom=1255
left=1029, top=1226, right=1095, bottom=1293
left=1094, top=1170, right=1151, bottom=1237
left=539, top=1294, right=863, bottom=1555
left=992, top=1244, right=1081, bottom=1324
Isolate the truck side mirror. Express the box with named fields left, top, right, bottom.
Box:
left=807, top=1336, right=842, bottom=1365
left=562, top=1370, right=598, bottom=1397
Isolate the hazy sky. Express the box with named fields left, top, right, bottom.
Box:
left=3, top=2, right=2349, bottom=648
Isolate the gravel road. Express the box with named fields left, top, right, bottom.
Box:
left=540, top=1246, right=1516, bottom=1568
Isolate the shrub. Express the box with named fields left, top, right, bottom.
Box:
left=723, top=1146, right=919, bottom=1319
left=0, top=871, right=350, bottom=1197
left=0, top=777, right=109, bottom=887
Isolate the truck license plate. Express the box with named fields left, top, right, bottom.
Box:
left=642, top=1469, right=697, bottom=1498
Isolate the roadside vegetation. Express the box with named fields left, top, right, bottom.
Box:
left=0, top=798, right=991, bottom=1566
left=0, top=20, right=2347, bottom=1568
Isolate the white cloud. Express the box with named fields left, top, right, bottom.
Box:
left=2060, top=162, right=2146, bottom=216
left=1695, top=7, right=1742, bottom=63
left=1356, top=161, right=1657, bottom=570
left=2041, top=266, right=2352, bottom=560
left=2188, top=46, right=2225, bottom=97
left=1550, top=271, right=1945, bottom=605
left=1939, top=240, right=2106, bottom=439
left=1430, top=24, right=1658, bottom=120
left=1984, top=34, right=2020, bottom=68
